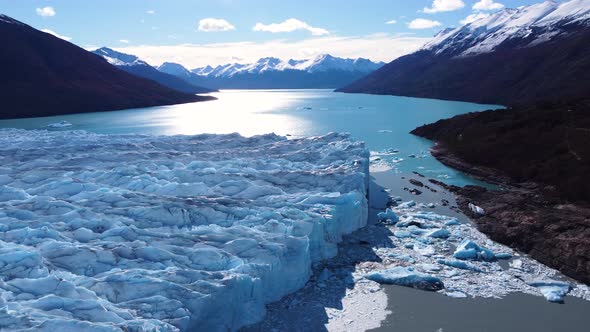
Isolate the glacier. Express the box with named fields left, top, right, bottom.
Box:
left=0, top=129, right=369, bottom=331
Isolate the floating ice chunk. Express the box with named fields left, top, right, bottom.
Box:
left=528, top=279, right=572, bottom=303
left=47, top=120, right=73, bottom=128
left=445, top=219, right=460, bottom=226
left=426, top=229, right=451, bottom=239
left=468, top=203, right=485, bottom=215
left=495, top=253, right=513, bottom=260
left=418, top=263, right=442, bottom=272
left=377, top=208, right=399, bottom=224
left=365, top=266, right=444, bottom=291
left=394, top=230, right=412, bottom=238
left=446, top=291, right=468, bottom=298
left=397, top=200, right=416, bottom=209
left=453, top=240, right=496, bottom=262
left=408, top=225, right=427, bottom=235
left=438, top=259, right=482, bottom=272
left=389, top=254, right=415, bottom=263
left=510, top=259, right=524, bottom=270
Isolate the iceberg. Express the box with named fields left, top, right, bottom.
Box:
left=528, top=280, right=572, bottom=303
left=438, top=259, right=483, bottom=272
left=453, top=240, right=496, bottom=262
left=46, top=120, right=73, bottom=129
left=365, top=266, right=444, bottom=291
left=426, top=228, right=451, bottom=239
left=0, top=129, right=369, bottom=331
left=377, top=208, right=399, bottom=224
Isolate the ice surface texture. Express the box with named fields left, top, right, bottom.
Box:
left=0, top=129, right=369, bottom=331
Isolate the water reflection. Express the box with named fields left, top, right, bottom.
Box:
left=0, top=89, right=500, bottom=186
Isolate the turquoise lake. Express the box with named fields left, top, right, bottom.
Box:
left=0, top=89, right=500, bottom=186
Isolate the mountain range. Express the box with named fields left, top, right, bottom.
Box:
left=92, top=47, right=214, bottom=94
left=0, top=14, right=212, bottom=119
left=158, top=55, right=385, bottom=90
left=339, top=0, right=590, bottom=105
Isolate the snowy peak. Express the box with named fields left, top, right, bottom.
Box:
left=158, top=62, right=194, bottom=79
left=93, top=47, right=148, bottom=67
left=424, top=0, right=590, bottom=57
left=192, top=54, right=385, bottom=78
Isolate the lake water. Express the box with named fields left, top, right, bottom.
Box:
left=0, top=89, right=500, bottom=187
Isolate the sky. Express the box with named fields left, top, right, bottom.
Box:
left=0, top=0, right=560, bottom=68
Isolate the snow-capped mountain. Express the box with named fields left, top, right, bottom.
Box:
left=93, top=47, right=149, bottom=67
left=424, top=0, right=590, bottom=57
left=339, top=0, right=590, bottom=105
left=193, top=54, right=385, bottom=78
left=92, top=48, right=214, bottom=94
left=157, top=54, right=384, bottom=89
left=158, top=62, right=195, bottom=79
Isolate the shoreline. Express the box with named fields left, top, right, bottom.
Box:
left=242, top=169, right=590, bottom=331
left=426, top=143, right=590, bottom=285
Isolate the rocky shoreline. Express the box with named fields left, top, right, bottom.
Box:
left=427, top=144, right=590, bottom=285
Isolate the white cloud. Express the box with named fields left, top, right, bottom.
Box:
left=460, top=12, right=491, bottom=24
left=473, top=0, right=504, bottom=11
left=116, top=33, right=431, bottom=68
left=146, top=10, right=155, bottom=14
left=198, top=18, right=235, bottom=32
left=119, top=39, right=130, bottom=44
left=41, top=29, right=71, bottom=41
left=385, top=20, right=397, bottom=25
left=36, top=6, right=56, bottom=17
left=423, top=0, right=465, bottom=14
left=253, top=18, right=329, bottom=36
left=408, top=19, right=442, bottom=29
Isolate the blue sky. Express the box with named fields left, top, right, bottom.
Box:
left=0, top=0, right=558, bottom=67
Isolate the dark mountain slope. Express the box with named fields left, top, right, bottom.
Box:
left=412, top=99, right=590, bottom=203
left=0, top=15, right=213, bottom=119
left=338, top=0, right=590, bottom=106
left=338, top=26, right=590, bottom=105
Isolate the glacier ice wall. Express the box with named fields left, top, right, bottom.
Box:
left=0, top=129, right=369, bottom=331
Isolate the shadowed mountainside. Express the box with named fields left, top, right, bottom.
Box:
left=0, top=15, right=214, bottom=120
left=338, top=27, right=590, bottom=106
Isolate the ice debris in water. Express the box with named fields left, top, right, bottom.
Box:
left=365, top=266, right=444, bottom=291
left=46, top=120, right=73, bottom=128
left=528, top=280, right=572, bottom=303
left=0, top=129, right=369, bottom=332
left=365, top=198, right=590, bottom=303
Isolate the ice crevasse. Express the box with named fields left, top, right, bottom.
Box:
left=0, top=129, right=370, bottom=331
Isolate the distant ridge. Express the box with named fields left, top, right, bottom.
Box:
left=92, top=47, right=216, bottom=94
left=157, top=55, right=385, bottom=90
left=0, top=14, right=213, bottom=119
